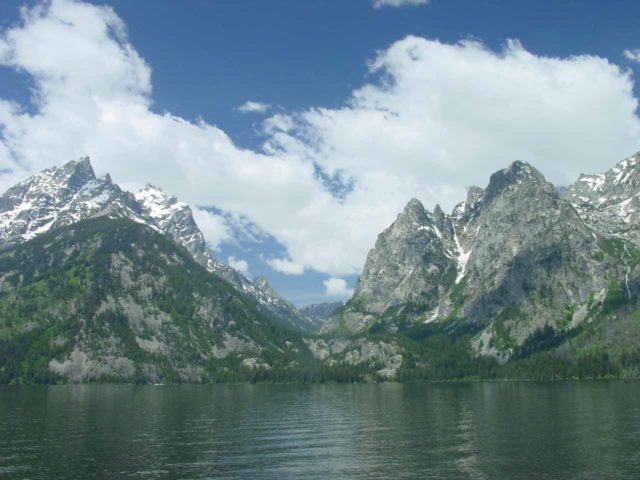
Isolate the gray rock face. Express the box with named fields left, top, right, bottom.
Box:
left=323, top=198, right=458, bottom=333
left=0, top=157, right=309, bottom=330
left=456, top=162, right=607, bottom=351
left=326, top=157, right=638, bottom=361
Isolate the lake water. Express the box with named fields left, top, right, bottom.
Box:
left=1, top=381, right=639, bottom=479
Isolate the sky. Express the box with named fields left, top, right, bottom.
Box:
left=1, top=0, right=640, bottom=306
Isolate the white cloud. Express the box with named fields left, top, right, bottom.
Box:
left=323, top=277, right=354, bottom=298
left=373, top=0, right=429, bottom=8
left=624, top=49, right=640, bottom=64
left=266, top=258, right=305, bottom=275
left=1, top=2, right=639, bottom=280
left=236, top=100, right=271, bottom=114
left=227, top=256, right=250, bottom=277
left=192, top=208, right=232, bottom=250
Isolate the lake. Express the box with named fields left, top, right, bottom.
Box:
left=0, top=381, right=639, bottom=479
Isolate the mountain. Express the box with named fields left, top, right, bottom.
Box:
left=2, top=154, right=639, bottom=384
left=0, top=158, right=311, bottom=331
left=0, top=157, right=139, bottom=244
left=325, top=157, right=639, bottom=367
left=0, top=216, right=312, bottom=383
left=251, top=276, right=316, bottom=332
left=563, top=152, right=640, bottom=244
left=300, top=301, right=343, bottom=328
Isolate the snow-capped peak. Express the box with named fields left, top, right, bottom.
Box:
left=563, top=151, right=640, bottom=244
left=0, top=157, right=128, bottom=245
left=0, top=157, right=319, bottom=332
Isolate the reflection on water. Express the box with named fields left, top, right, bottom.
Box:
left=1, top=381, right=639, bottom=479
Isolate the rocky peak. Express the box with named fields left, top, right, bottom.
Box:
left=563, top=152, right=640, bottom=243
left=62, top=156, right=95, bottom=188
left=135, top=184, right=183, bottom=215
left=324, top=195, right=458, bottom=332
left=483, top=160, right=553, bottom=206
left=565, top=153, right=640, bottom=209
left=132, top=186, right=312, bottom=332
left=0, top=157, right=129, bottom=245
left=133, top=183, right=224, bottom=274
left=398, top=198, right=431, bottom=225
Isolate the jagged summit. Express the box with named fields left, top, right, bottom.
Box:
left=0, top=156, right=311, bottom=332
left=0, top=157, right=129, bottom=245
left=565, top=152, right=640, bottom=209
left=404, top=197, right=425, bottom=211
left=483, top=160, right=552, bottom=206
left=563, top=152, right=640, bottom=244
left=396, top=198, right=432, bottom=227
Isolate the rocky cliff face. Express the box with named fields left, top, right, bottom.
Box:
left=326, top=157, right=639, bottom=363
left=323, top=198, right=457, bottom=333
left=0, top=157, right=310, bottom=331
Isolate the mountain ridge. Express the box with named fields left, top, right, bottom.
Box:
left=1, top=153, right=640, bottom=383
left=0, top=157, right=312, bottom=332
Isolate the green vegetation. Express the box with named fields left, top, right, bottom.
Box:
left=1, top=216, right=640, bottom=385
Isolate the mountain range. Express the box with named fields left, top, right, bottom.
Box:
left=0, top=154, right=639, bottom=383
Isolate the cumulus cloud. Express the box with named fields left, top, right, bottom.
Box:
left=227, top=256, right=250, bottom=277
left=266, top=258, right=305, bottom=275
left=373, top=0, right=429, bottom=8
left=1, top=1, right=640, bottom=281
left=236, top=100, right=271, bottom=113
left=624, top=49, right=640, bottom=63
left=192, top=208, right=232, bottom=250
left=323, top=278, right=354, bottom=298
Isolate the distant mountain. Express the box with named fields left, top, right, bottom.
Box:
left=563, top=153, right=640, bottom=244
left=300, top=301, right=343, bottom=328
left=0, top=158, right=311, bottom=332
left=325, top=155, right=639, bottom=367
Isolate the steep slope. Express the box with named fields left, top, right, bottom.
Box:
left=0, top=158, right=311, bottom=331
left=251, top=276, right=316, bottom=332
left=453, top=162, right=610, bottom=359
left=326, top=159, right=636, bottom=364
left=0, top=217, right=311, bottom=383
left=324, top=199, right=457, bottom=333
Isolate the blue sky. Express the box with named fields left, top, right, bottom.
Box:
left=1, top=0, right=640, bottom=305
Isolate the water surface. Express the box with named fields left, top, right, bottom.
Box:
left=1, top=381, right=639, bottom=479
